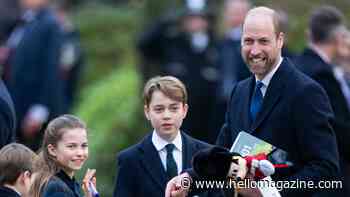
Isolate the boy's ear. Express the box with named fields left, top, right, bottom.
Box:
left=22, top=171, right=31, bottom=182
left=144, top=105, right=150, bottom=120
left=182, top=104, right=189, bottom=118
left=23, top=171, right=31, bottom=178
left=17, top=170, right=30, bottom=185
left=47, top=144, right=57, bottom=157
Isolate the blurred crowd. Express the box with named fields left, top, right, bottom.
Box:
left=0, top=0, right=84, bottom=151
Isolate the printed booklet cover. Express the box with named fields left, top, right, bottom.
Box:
left=230, top=131, right=293, bottom=166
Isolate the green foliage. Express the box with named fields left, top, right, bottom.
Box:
left=70, top=3, right=151, bottom=196
left=74, top=66, right=148, bottom=197
left=73, top=3, right=142, bottom=86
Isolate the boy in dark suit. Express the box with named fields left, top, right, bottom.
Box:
left=113, top=76, right=220, bottom=197
left=0, top=143, right=37, bottom=197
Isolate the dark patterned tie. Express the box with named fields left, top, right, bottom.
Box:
left=250, top=81, right=264, bottom=121
left=165, top=144, right=178, bottom=179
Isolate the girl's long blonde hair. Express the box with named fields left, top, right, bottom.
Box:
left=30, top=114, right=87, bottom=197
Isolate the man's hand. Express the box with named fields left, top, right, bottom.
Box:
left=22, top=105, right=49, bottom=138
left=21, top=115, right=43, bottom=138
left=236, top=173, right=262, bottom=197
left=237, top=187, right=262, bottom=197
left=165, top=172, right=191, bottom=197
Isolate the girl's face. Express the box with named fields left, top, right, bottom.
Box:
left=48, top=128, right=88, bottom=177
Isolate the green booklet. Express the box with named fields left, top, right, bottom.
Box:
left=230, top=131, right=293, bottom=166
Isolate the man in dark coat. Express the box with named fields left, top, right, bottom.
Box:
left=165, top=7, right=339, bottom=197
left=0, top=80, right=16, bottom=149
left=296, top=6, right=350, bottom=197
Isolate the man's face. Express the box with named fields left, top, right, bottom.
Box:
left=241, top=14, right=284, bottom=80
left=335, top=30, right=350, bottom=61
left=182, top=15, right=209, bottom=33
left=20, top=0, right=46, bottom=10
left=224, top=1, right=249, bottom=28
left=144, top=91, right=188, bottom=141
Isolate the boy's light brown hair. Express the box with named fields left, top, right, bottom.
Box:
left=0, top=143, right=37, bottom=185
left=143, top=76, right=188, bottom=107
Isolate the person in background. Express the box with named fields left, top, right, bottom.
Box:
left=334, top=30, right=350, bottom=85
left=137, top=0, right=219, bottom=143
left=275, top=8, right=297, bottom=61
left=0, top=0, right=18, bottom=150
left=0, top=73, right=16, bottom=149
left=295, top=6, right=350, bottom=196
left=0, top=0, right=21, bottom=80
left=211, top=0, right=252, bottom=143
left=54, top=0, right=85, bottom=111
left=9, top=0, right=66, bottom=151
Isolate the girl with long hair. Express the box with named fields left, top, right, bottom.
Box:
left=30, top=114, right=97, bottom=197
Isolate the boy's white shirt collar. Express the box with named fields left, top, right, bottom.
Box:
left=3, top=185, right=21, bottom=196
left=152, top=130, right=182, bottom=152
left=255, top=56, right=283, bottom=96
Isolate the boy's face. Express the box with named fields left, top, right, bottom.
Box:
left=144, top=90, right=188, bottom=141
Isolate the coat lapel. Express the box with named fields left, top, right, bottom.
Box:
left=237, top=76, right=255, bottom=133
left=250, top=59, right=288, bottom=131
left=244, top=77, right=255, bottom=131
left=139, top=134, right=168, bottom=190
left=181, top=132, right=195, bottom=170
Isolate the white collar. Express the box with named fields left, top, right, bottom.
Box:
left=3, top=185, right=21, bottom=196
left=255, top=56, right=283, bottom=87
left=22, top=10, right=37, bottom=22
left=227, top=27, right=242, bottom=41
left=309, top=43, right=331, bottom=64
left=152, top=130, right=182, bottom=152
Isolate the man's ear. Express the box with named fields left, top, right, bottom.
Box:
left=277, top=32, right=285, bottom=49
left=47, top=144, right=57, bottom=157
left=144, top=105, right=150, bottom=120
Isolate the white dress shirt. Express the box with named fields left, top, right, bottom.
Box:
left=333, top=66, right=350, bottom=110
left=152, top=131, right=183, bottom=174
left=255, top=57, right=284, bottom=97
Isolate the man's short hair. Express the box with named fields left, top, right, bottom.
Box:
left=0, top=143, right=37, bottom=185
left=244, top=7, right=283, bottom=37
left=143, top=76, right=188, bottom=107
left=309, top=5, right=344, bottom=43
